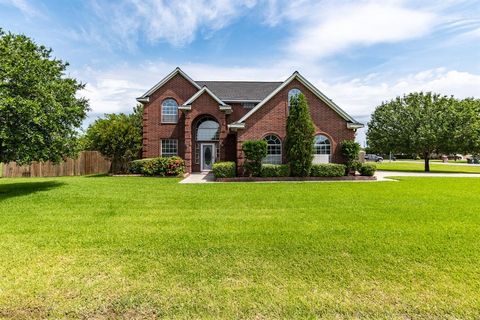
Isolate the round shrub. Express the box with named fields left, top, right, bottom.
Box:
left=359, top=163, right=376, bottom=176
left=212, top=162, right=236, bottom=178
left=242, top=140, right=267, bottom=177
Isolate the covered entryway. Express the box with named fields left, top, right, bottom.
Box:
left=193, top=116, right=220, bottom=172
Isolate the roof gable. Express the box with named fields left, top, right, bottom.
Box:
left=136, top=67, right=200, bottom=103
left=236, top=72, right=361, bottom=126
left=183, top=86, right=226, bottom=106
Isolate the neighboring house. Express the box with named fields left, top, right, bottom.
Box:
left=136, top=67, right=363, bottom=173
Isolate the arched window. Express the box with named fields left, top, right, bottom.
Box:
left=263, top=135, right=282, bottom=164
left=313, top=134, right=331, bottom=163
left=288, top=88, right=301, bottom=113
left=196, top=117, right=220, bottom=141
left=161, top=99, right=178, bottom=123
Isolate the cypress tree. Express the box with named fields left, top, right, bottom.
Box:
left=285, top=93, right=315, bottom=176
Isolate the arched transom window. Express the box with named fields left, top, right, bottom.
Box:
left=196, top=117, right=220, bottom=141
left=313, top=134, right=331, bottom=163
left=263, top=134, right=282, bottom=164
left=288, top=88, right=302, bottom=113
left=161, top=99, right=178, bottom=123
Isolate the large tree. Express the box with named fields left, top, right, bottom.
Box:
left=83, top=105, right=143, bottom=173
left=0, top=29, right=89, bottom=164
left=367, top=92, right=463, bottom=172
left=285, top=93, right=315, bottom=176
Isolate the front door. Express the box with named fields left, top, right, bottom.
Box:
left=200, top=143, right=215, bottom=171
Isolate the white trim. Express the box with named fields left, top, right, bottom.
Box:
left=200, top=143, right=215, bottom=171
left=178, top=105, right=192, bottom=111
left=237, top=71, right=361, bottom=127
left=227, top=122, right=245, bottom=130
left=136, top=67, right=200, bottom=102
left=183, top=86, right=227, bottom=106
left=347, top=122, right=364, bottom=129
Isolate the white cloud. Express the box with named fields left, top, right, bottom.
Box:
left=89, top=0, right=258, bottom=48
left=286, top=1, right=436, bottom=61
left=0, top=0, right=38, bottom=16
left=77, top=61, right=480, bottom=124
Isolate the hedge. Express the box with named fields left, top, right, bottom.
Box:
left=260, top=164, right=290, bottom=177
left=212, top=162, right=236, bottom=178
left=359, top=163, right=376, bottom=176
left=129, top=156, right=185, bottom=176
left=309, top=163, right=346, bottom=177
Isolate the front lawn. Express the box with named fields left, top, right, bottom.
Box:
left=0, top=176, right=479, bottom=318
left=377, top=161, right=480, bottom=173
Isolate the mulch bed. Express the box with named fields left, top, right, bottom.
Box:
left=216, top=176, right=376, bottom=182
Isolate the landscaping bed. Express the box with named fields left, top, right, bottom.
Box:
left=216, top=175, right=376, bottom=182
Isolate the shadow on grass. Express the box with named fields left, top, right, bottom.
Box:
left=0, top=181, right=65, bottom=202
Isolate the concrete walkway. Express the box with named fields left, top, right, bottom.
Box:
left=179, top=172, right=215, bottom=184
left=375, top=170, right=480, bottom=181
left=179, top=170, right=480, bottom=184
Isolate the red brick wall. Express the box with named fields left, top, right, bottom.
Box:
left=236, top=79, right=355, bottom=170
left=142, top=74, right=198, bottom=158
left=143, top=73, right=356, bottom=174
left=187, top=92, right=229, bottom=173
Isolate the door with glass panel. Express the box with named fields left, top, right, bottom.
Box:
left=200, top=143, right=215, bottom=171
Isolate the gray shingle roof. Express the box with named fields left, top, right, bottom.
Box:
left=195, top=81, right=282, bottom=102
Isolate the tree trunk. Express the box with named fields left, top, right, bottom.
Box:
left=110, top=156, right=122, bottom=174
left=424, top=152, right=430, bottom=172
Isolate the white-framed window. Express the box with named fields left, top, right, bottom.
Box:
left=263, top=135, right=282, bottom=164
left=196, top=117, right=220, bottom=141
left=161, top=99, right=178, bottom=123
left=161, top=139, right=178, bottom=157
left=288, top=88, right=301, bottom=113
left=313, top=134, right=331, bottom=163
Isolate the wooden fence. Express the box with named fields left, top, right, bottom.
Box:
left=1, top=151, right=111, bottom=178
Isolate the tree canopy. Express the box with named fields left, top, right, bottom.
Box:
left=285, top=93, right=315, bottom=176
left=83, top=105, right=143, bottom=173
left=0, top=29, right=89, bottom=164
left=367, top=92, right=480, bottom=171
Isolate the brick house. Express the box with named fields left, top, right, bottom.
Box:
left=137, top=67, right=363, bottom=174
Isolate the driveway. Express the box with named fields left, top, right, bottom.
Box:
left=375, top=170, right=480, bottom=181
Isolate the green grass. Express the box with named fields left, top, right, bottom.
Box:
left=377, top=161, right=480, bottom=173
left=0, top=176, right=479, bottom=318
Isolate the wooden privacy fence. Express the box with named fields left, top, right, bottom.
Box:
left=1, top=151, right=111, bottom=178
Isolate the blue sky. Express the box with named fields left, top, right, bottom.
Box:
left=1, top=0, right=480, bottom=144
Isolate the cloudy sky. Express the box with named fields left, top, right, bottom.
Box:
left=1, top=0, right=480, bottom=144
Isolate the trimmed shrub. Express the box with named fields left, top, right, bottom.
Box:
left=260, top=164, right=290, bottom=177
left=212, top=162, right=236, bottom=178
left=242, top=140, right=267, bottom=177
left=129, top=159, right=148, bottom=174
left=128, top=156, right=185, bottom=176
left=285, top=93, right=315, bottom=177
left=309, top=163, right=346, bottom=177
left=359, top=163, right=376, bottom=176
left=341, top=140, right=361, bottom=174
left=351, top=160, right=362, bottom=172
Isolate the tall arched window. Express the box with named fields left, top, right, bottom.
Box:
left=313, top=134, right=331, bottom=163
left=263, top=135, right=282, bottom=164
left=288, top=88, right=301, bottom=113
left=196, top=117, right=220, bottom=141
left=161, top=99, right=178, bottom=123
